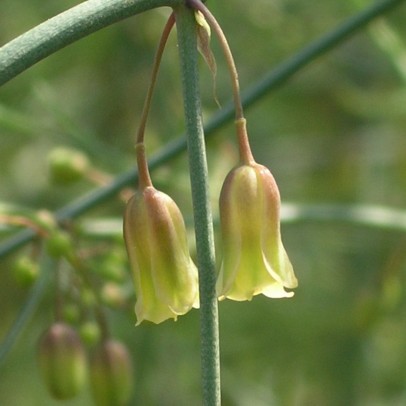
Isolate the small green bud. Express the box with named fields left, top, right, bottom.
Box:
left=38, top=323, right=87, bottom=400
left=80, top=321, right=101, bottom=346
left=81, top=288, right=97, bottom=308
left=62, top=304, right=81, bottom=324
left=12, top=256, right=39, bottom=287
left=45, top=230, right=74, bottom=259
left=89, top=340, right=134, bottom=406
left=48, top=147, right=89, bottom=185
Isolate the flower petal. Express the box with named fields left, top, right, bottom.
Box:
left=217, top=162, right=297, bottom=301
left=124, top=187, right=199, bottom=324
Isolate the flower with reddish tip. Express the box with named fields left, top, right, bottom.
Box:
left=217, top=161, right=297, bottom=301
left=124, top=187, right=199, bottom=324
left=89, top=339, right=134, bottom=406
left=37, top=323, right=87, bottom=400
left=124, top=146, right=199, bottom=325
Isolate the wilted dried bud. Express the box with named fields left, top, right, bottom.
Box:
left=217, top=162, right=297, bottom=300
left=37, top=323, right=87, bottom=399
left=123, top=186, right=199, bottom=325
left=89, top=340, right=134, bottom=406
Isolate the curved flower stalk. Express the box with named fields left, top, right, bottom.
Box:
left=124, top=145, right=199, bottom=325
left=217, top=120, right=298, bottom=301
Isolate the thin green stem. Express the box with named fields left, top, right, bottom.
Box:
left=174, top=6, right=220, bottom=406
left=241, top=0, right=406, bottom=107
left=281, top=203, right=406, bottom=231
left=235, top=117, right=254, bottom=164
left=1, top=0, right=404, bottom=258
left=136, top=13, right=175, bottom=145
left=134, top=14, right=174, bottom=190
left=136, top=143, right=153, bottom=188
left=0, top=0, right=183, bottom=86
left=58, top=203, right=406, bottom=234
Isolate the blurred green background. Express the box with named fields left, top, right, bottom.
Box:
left=1, top=0, right=406, bottom=405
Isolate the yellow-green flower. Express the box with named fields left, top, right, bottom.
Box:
left=124, top=186, right=199, bottom=325
left=217, top=161, right=297, bottom=301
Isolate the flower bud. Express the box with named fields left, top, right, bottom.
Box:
left=48, top=147, right=89, bottom=185
left=79, top=321, right=101, bottom=346
left=217, top=162, right=297, bottom=300
left=12, top=256, right=39, bottom=287
left=45, top=229, right=74, bottom=259
left=123, top=186, right=199, bottom=325
left=37, top=323, right=87, bottom=400
left=89, top=340, right=134, bottom=406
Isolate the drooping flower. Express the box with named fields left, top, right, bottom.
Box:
left=123, top=180, right=199, bottom=325
left=89, top=339, right=134, bottom=406
left=217, top=161, right=297, bottom=301
left=37, top=323, right=87, bottom=400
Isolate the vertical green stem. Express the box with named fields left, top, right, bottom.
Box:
left=174, top=5, right=221, bottom=406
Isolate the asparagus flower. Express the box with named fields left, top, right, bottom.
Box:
left=217, top=122, right=298, bottom=301
left=124, top=144, right=199, bottom=324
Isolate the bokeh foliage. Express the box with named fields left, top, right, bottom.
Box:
left=1, top=0, right=406, bottom=404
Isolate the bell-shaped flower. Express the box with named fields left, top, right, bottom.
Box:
left=217, top=161, right=297, bottom=301
left=124, top=184, right=199, bottom=325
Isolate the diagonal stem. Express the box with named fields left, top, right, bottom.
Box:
left=0, top=0, right=184, bottom=86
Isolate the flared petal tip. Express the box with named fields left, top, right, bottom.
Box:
left=135, top=312, right=178, bottom=326
left=135, top=298, right=200, bottom=325
left=218, top=284, right=294, bottom=301
left=262, top=288, right=295, bottom=299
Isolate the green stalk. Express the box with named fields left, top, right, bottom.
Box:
left=174, top=6, right=220, bottom=406
left=0, top=0, right=182, bottom=86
